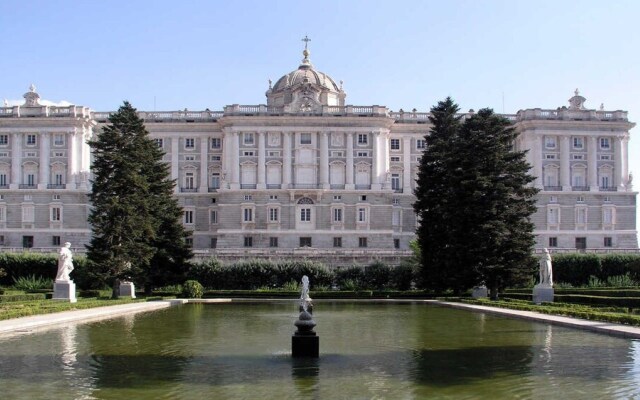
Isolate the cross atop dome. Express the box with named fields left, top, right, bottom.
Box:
left=301, top=35, right=312, bottom=67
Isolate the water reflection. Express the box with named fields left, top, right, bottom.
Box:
left=1, top=302, right=640, bottom=399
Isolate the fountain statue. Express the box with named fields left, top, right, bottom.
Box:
left=292, top=275, right=319, bottom=358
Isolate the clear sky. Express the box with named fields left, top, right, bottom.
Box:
left=1, top=1, right=638, bottom=201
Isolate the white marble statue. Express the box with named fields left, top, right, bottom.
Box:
left=539, top=248, right=553, bottom=287
left=55, top=242, right=74, bottom=282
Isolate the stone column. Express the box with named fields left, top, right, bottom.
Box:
left=588, top=136, right=598, bottom=191
left=560, top=136, right=570, bottom=190
left=283, top=132, right=292, bottom=188
left=345, top=132, right=354, bottom=190
left=230, top=132, right=240, bottom=189
left=615, top=136, right=625, bottom=190
left=10, top=133, right=21, bottom=189
left=257, top=131, right=266, bottom=189
left=533, top=135, right=543, bottom=188
left=38, top=132, right=50, bottom=189
left=171, top=137, right=180, bottom=194
left=66, top=131, right=77, bottom=189
left=381, top=131, right=390, bottom=190
left=371, top=131, right=380, bottom=190
left=199, top=137, right=208, bottom=193
left=402, top=136, right=412, bottom=193
left=320, top=131, right=329, bottom=189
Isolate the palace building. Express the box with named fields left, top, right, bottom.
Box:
left=0, top=47, right=636, bottom=263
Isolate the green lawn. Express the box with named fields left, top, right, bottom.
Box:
left=0, top=297, right=145, bottom=321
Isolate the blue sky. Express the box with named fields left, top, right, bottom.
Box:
left=1, top=1, right=638, bottom=203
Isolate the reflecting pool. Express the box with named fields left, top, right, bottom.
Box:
left=1, top=301, right=639, bottom=399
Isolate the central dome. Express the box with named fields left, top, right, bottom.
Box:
left=266, top=47, right=346, bottom=111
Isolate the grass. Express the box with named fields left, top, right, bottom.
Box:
left=454, top=297, right=640, bottom=326
left=0, top=297, right=146, bottom=321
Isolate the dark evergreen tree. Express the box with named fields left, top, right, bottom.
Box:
left=414, top=99, right=538, bottom=296
left=457, top=109, right=538, bottom=298
left=86, top=102, right=191, bottom=293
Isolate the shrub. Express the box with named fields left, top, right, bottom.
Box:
left=12, top=275, right=52, bottom=291
left=282, top=280, right=299, bottom=291
left=181, top=280, right=204, bottom=298
left=186, top=259, right=224, bottom=288
left=340, top=279, right=361, bottom=291
left=606, top=273, right=637, bottom=287
left=336, top=266, right=366, bottom=289
left=390, top=264, right=415, bottom=290
left=363, top=261, right=392, bottom=290
left=552, top=254, right=601, bottom=286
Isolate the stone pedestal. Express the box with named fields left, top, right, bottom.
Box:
left=533, top=285, right=554, bottom=304
left=472, top=285, right=488, bottom=299
left=292, top=334, right=319, bottom=358
left=119, top=281, right=136, bottom=298
left=53, top=280, right=77, bottom=303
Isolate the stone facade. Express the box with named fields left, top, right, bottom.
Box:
left=0, top=54, right=636, bottom=262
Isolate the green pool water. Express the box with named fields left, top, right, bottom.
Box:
left=1, top=301, right=639, bottom=399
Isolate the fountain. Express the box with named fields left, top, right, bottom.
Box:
left=292, top=275, right=319, bottom=358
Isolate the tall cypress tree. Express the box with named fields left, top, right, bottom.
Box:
left=414, top=100, right=538, bottom=296
left=87, top=102, right=191, bottom=292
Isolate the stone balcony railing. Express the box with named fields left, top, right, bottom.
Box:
left=0, top=105, right=92, bottom=118
left=517, top=108, right=628, bottom=122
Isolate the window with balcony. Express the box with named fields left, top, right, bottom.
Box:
left=572, top=137, right=584, bottom=149
left=390, top=138, right=400, bottom=150
left=26, top=134, right=36, bottom=146
left=357, top=133, right=368, bottom=145
left=185, top=138, right=195, bottom=149
left=600, top=137, right=611, bottom=150
left=211, top=138, right=221, bottom=149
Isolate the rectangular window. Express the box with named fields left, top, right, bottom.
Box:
left=0, top=206, right=5, bottom=222
left=53, top=134, right=64, bottom=146
left=154, top=138, right=163, bottom=148
left=210, top=237, right=218, bottom=248
left=604, top=237, right=613, bottom=247
left=416, top=139, right=426, bottom=150
left=184, top=172, right=195, bottom=189
left=572, top=154, right=584, bottom=160
left=243, top=151, right=255, bottom=156
left=50, top=207, right=61, bottom=221
left=391, top=174, right=401, bottom=190
left=333, top=195, right=341, bottom=200
left=184, top=210, right=194, bottom=224
left=545, top=154, right=557, bottom=160
left=333, top=237, right=342, bottom=248
left=244, top=195, right=252, bottom=201
left=300, top=237, right=312, bottom=247
left=358, top=207, right=367, bottom=222
left=269, top=207, right=279, bottom=222
left=0, top=135, right=8, bottom=146
left=549, top=237, right=558, bottom=247
left=603, top=208, right=614, bottom=224
left=333, top=208, right=343, bottom=222
left=390, top=156, right=401, bottom=162
left=244, top=133, right=255, bottom=145
left=358, top=237, right=368, bottom=248
left=185, top=138, right=195, bottom=149
left=357, top=133, right=368, bottom=145
left=572, top=137, right=584, bottom=149
left=576, top=237, right=587, bottom=250
left=600, top=137, right=611, bottom=149
left=545, top=136, right=557, bottom=149
left=22, top=236, right=34, bottom=249
left=244, top=236, right=253, bottom=247
left=185, top=155, right=195, bottom=161
left=269, top=237, right=279, bottom=248
left=211, top=138, right=221, bottom=149
left=394, top=238, right=400, bottom=249
left=52, top=236, right=61, bottom=246
left=54, top=152, right=64, bottom=157
left=300, top=133, right=312, bottom=144
left=269, top=195, right=278, bottom=200
left=547, top=207, right=558, bottom=224
left=243, top=208, right=253, bottom=222
left=210, top=210, right=218, bottom=224
left=356, top=151, right=369, bottom=157
left=26, top=134, right=36, bottom=146
left=210, top=155, right=221, bottom=161
left=185, top=238, right=193, bottom=247
left=300, top=208, right=311, bottom=222
left=599, top=154, right=612, bottom=161
left=393, top=198, right=400, bottom=205
left=22, top=205, right=34, bottom=222
left=210, top=174, right=220, bottom=189
left=576, top=208, right=586, bottom=224
left=0, top=235, right=4, bottom=245
left=0, top=174, right=7, bottom=186
left=360, top=195, right=367, bottom=201
left=390, top=138, right=400, bottom=150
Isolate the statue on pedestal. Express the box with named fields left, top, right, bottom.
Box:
left=55, top=242, right=74, bottom=282
left=539, top=248, right=553, bottom=287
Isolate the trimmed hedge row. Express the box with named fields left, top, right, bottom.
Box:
left=0, top=293, right=47, bottom=303
left=552, top=253, right=640, bottom=286
left=0, top=253, right=97, bottom=289
left=505, top=288, right=640, bottom=298
left=186, top=259, right=416, bottom=291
